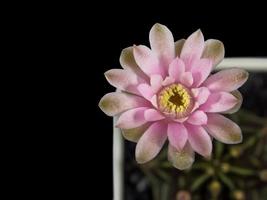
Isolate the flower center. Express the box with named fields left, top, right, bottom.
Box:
left=157, top=83, right=194, bottom=118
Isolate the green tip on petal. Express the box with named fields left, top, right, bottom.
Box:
left=168, top=143, right=195, bottom=170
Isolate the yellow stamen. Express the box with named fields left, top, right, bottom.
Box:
left=157, top=83, right=193, bottom=118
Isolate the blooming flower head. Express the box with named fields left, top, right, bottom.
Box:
left=99, top=23, right=248, bottom=170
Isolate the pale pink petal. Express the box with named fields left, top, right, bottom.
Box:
left=138, top=83, right=155, bottom=101
left=150, top=95, right=158, bottom=108
left=182, top=55, right=199, bottom=71
left=162, top=76, right=175, bottom=86
left=187, top=124, right=212, bottom=158
left=149, top=23, right=175, bottom=68
left=121, top=123, right=151, bottom=142
left=133, top=45, right=164, bottom=76
left=168, top=142, right=195, bottom=170
left=187, top=110, right=208, bottom=125
left=167, top=123, right=188, bottom=150
left=135, top=122, right=167, bottom=163
left=192, top=87, right=210, bottom=105
left=144, top=109, right=165, bottom=121
left=116, top=107, right=148, bottom=129
left=180, top=29, right=205, bottom=60
left=202, top=39, right=225, bottom=69
left=105, top=69, right=144, bottom=95
left=191, top=58, right=213, bottom=87
left=119, top=46, right=149, bottom=81
left=191, top=102, right=200, bottom=113
left=168, top=58, right=185, bottom=82
left=99, top=92, right=150, bottom=116
left=175, top=39, right=185, bottom=57
left=180, top=72, right=193, bottom=87
left=205, top=114, right=242, bottom=144
left=203, top=68, right=249, bottom=92
left=174, top=117, right=188, bottom=123
left=150, top=74, right=163, bottom=93
left=222, top=90, right=243, bottom=114
left=199, top=92, right=238, bottom=113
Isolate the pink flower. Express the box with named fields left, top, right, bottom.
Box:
left=99, top=23, right=248, bottom=170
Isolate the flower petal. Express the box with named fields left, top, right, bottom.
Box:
left=150, top=95, right=158, bottom=108
left=187, top=110, right=208, bottom=125
left=202, top=39, right=225, bottom=68
left=138, top=83, right=155, bottom=101
left=133, top=45, right=164, bottom=76
left=99, top=92, right=149, bottom=116
left=205, top=114, right=242, bottom=144
left=187, top=124, right=212, bottom=157
left=105, top=69, right=144, bottom=95
left=192, top=87, right=210, bottom=105
left=121, top=123, right=151, bottom=142
left=119, top=47, right=148, bottom=80
left=174, top=117, right=188, bottom=123
left=168, top=142, right=195, bottom=170
left=222, top=90, right=243, bottom=114
left=199, top=92, right=238, bottom=113
left=191, top=58, right=213, bottom=87
left=191, top=102, right=200, bottom=113
left=116, top=107, right=148, bottom=129
left=180, top=72, right=193, bottom=87
left=203, top=68, right=249, bottom=92
left=150, top=74, right=163, bottom=93
left=144, top=109, right=165, bottom=121
left=180, top=29, right=205, bottom=60
left=182, top=55, right=199, bottom=71
left=162, top=76, right=175, bottom=86
left=149, top=23, right=175, bottom=68
left=175, top=39, right=185, bottom=57
left=167, top=123, right=188, bottom=150
left=168, top=58, right=185, bottom=82
left=135, top=122, right=167, bottom=163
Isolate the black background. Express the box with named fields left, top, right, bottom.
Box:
left=9, top=3, right=266, bottom=199
left=89, top=6, right=266, bottom=199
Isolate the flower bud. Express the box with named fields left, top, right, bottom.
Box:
left=208, top=180, right=221, bottom=197
left=176, top=190, right=191, bottom=200
left=230, top=147, right=242, bottom=157
left=259, top=169, right=267, bottom=182
left=221, top=163, right=230, bottom=173
left=233, top=190, right=245, bottom=200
